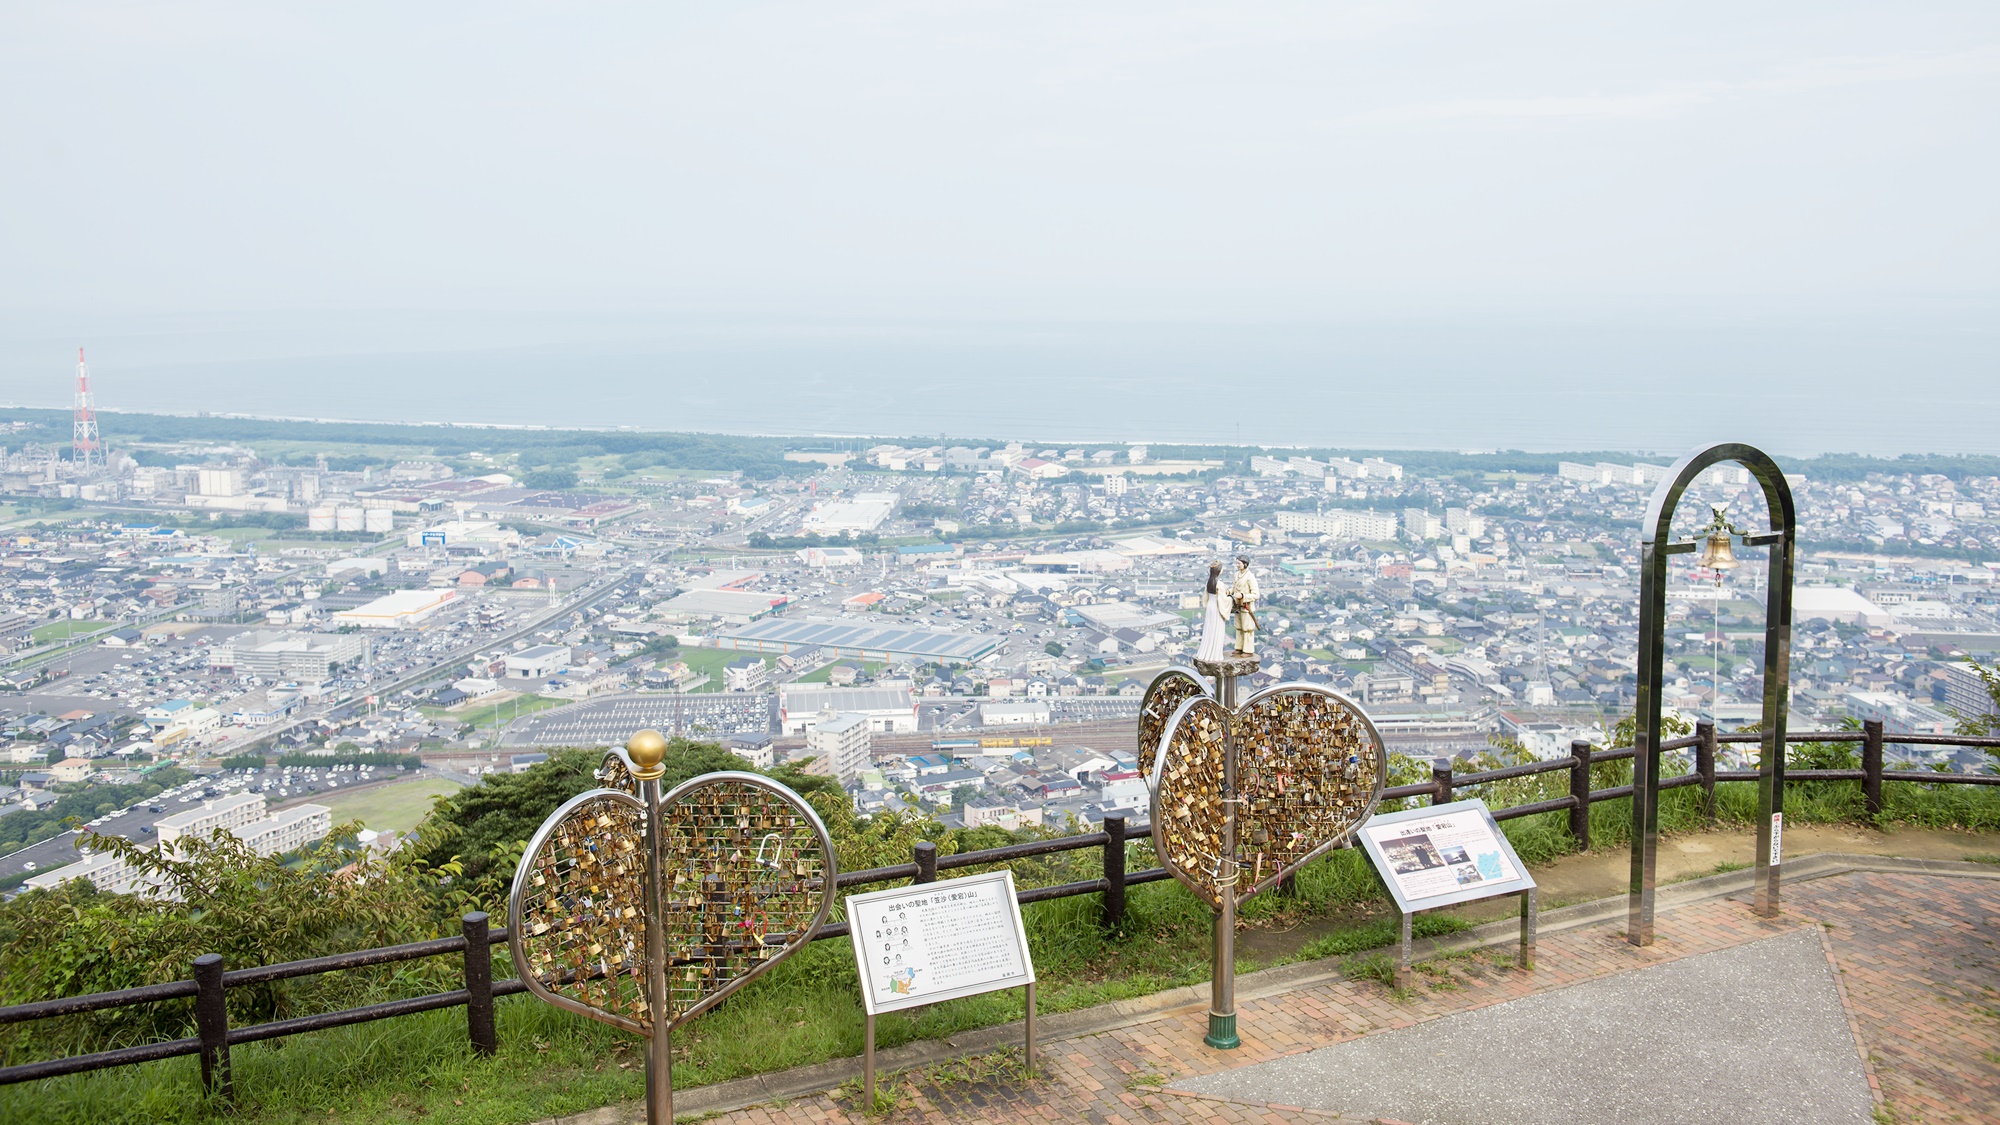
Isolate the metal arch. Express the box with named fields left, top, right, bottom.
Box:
left=651, top=771, right=839, bottom=1029
left=1629, top=442, right=1796, bottom=945
left=506, top=787, right=653, bottom=1036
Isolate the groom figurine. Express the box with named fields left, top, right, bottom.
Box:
left=1229, top=555, right=1260, bottom=656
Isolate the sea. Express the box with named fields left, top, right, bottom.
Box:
left=0, top=305, right=1992, bottom=456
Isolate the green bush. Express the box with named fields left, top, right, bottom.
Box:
left=0, top=827, right=468, bottom=1066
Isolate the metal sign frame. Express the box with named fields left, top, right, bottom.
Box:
left=1355, top=798, right=1537, bottom=988
left=845, top=869, right=1038, bottom=1108
left=1631, top=443, right=1795, bottom=945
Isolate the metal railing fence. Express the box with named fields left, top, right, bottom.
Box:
left=2, top=719, right=1994, bottom=1098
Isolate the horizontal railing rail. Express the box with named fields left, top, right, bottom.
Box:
left=3, top=722, right=1994, bottom=1098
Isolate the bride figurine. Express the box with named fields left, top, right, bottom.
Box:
left=1196, top=561, right=1230, bottom=662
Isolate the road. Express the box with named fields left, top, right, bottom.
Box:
left=223, top=561, right=650, bottom=752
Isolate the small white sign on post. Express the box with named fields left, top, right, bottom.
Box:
left=846, top=869, right=1038, bottom=1104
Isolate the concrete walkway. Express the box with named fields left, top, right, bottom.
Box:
left=545, top=854, right=2000, bottom=1125
left=1177, top=927, right=1870, bottom=1124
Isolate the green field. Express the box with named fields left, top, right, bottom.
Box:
left=673, top=648, right=773, bottom=692
left=309, top=776, right=462, bottom=835
left=31, top=620, right=112, bottom=643
left=791, top=659, right=884, bottom=685
left=420, top=692, right=564, bottom=728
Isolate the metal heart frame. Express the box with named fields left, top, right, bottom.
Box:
left=1138, top=667, right=1211, bottom=781
left=597, top=747, right=638, bottom=795
left=507, top=771, right=838, bottom=1038
left=1149, top=682, right=1387, bottom=908
left=508, top=787, right=653, bottom=1035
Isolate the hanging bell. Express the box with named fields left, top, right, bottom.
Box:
left=1695, top=529, right=1738, bottom=573
left=1694, top=505, right=1740, bottom=577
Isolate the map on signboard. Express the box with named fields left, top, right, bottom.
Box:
left=845, top=869, right=1036, bottom=1015
left=1357, top=798, right=1535, bottom=913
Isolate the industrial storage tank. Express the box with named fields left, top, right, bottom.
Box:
left=335, top=507, right=365, bottom=532
left=307, top=505, right=336, bottom=532
left=363, top=508, right=393, bottom=533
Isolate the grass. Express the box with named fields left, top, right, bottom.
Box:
left=426, top=694, right=568, bottom=732
left=671, top=649, right=773, bottom=693
left=310, top=777, right=463, bottom=836
left=31, top=620, right=114, bottom=644
left=0, top=844, right=1433, bottom=1125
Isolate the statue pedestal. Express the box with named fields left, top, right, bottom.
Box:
left=1192, top=654, right=1261, bottom=682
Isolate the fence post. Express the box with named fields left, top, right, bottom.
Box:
left=1431, top=759, right=1453, bottom=806
left=1101, top=815, right=1126, bottom=929
left=193, top=953, right=232, bottom=1103
left=462, top=911, right=497, bottom=1057
left=1695, top=720, right=1718, bottom=823
left=1862, top=719, right=1885, bottom=818
left=914, top=840, right=937, bottom=884
left=1568, top=741, right=1592, bottom=852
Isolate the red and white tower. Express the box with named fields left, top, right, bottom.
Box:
left=72, top=347, right=103, bottom=472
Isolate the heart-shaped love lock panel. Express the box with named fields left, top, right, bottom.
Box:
left=508, top=771, right=836, bottom=1036
left=596, top=748, right=638, bottom=795
left=1138, top=668, right=1210, bottom=780
left=1150, top=684, right=1386, bottom=908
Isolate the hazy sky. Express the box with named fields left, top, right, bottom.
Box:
left=0, top=4, right=1995, bottom=452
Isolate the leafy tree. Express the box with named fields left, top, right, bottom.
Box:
left=0, top=825, right=464, bottom=1063
left=1043, top=641, right=1065, bottom=657
left=1950, top=657, right=2000, bottom=737
left=416, top=741, right=746, bottom=892
left=524, top=467, right=579, bottom=490
left=0, top=769, right=194, bottom=854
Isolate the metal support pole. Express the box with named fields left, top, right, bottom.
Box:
left=1695, top=720, right=1718, bottom=823
left=864, top=1012, right=876, bottom=1110
left=1395, top=911, right=1413, bottom=990
left=193, top=952, right=231, bottom=1103
left=1024, top=981, right=1037, bottom=1072
left=1431, top=759, right=1453, bottom=806
left=1101, top=815, right=1126, bottom=931
left=1862, top=719, right=1885, bottom=818
left=462, top=911, right=497, bottom=1057
left=1568, top=740, right=1592, bottom=851
left=1206, top=665, right=1240, bottom=1050
left=914, top=840, right=937, bottom=884
left=641, top=773, right=672, bottom=1125
left=1518, top=888, right=1536, bottom=971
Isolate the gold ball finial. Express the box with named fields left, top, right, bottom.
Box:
left=626, top=729, right=669, bottom=780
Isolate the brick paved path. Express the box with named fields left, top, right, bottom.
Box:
left=704, top=873, right=1999, bottom=1125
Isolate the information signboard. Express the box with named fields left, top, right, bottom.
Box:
left=846, top=869, right=1036, bottom=1016
left=1357, top=798, right=1536, bottom=913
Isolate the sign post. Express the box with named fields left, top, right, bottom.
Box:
left=846, top=869, right=1037, bottom=1107
left=1356, top=798, right=1537, bottom=987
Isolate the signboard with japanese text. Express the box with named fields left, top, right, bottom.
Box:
left=846, top=869, right=1035, bottom=1015
left=1357, top=798, right=1536, bottom=913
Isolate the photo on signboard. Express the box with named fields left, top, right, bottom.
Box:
left=1381, top=833, right=1446, bottom=874
left=1438, top=844, right=1470, bottom=866
left=1453, top=865, right=1483, bottom=885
